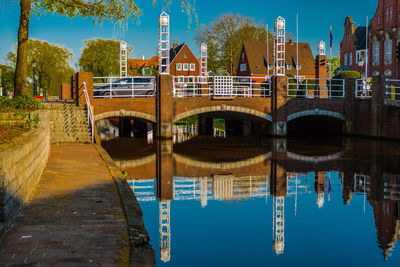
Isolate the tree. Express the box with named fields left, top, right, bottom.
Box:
left=6, top=0, right=194, bottom=96
left=330, top=56, right=340, bottom=73
left=79, top=38, right=132, bottom=77
left=195, top=14, right=273, bottom=75
left=6, top=39, right=74, bottom=96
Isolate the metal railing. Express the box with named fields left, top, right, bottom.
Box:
left=82, top=82, right=94, bottom=143
left=355, top=79, right=372, bottom=99
left=93, top=76, right=156, bottom=98
left=385, top=79, right=400, bottom=100
left=172, top=76, right=271, bottom=98
left=287, top=78, right=345, bottom=99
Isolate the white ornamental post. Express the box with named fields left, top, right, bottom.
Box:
left=120, top=41, right=128, bottom=78
left=201, top=43, right=208, bottom=77
left=274, top=16, right=286, bottom=76
left=159, top=12, right=170, bottom=75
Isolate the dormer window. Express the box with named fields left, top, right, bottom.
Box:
left=286, top=64, right=292, bottom=70
left=256, top=65, right=260, bottom=69
left=297, top=64, right=301, bottom=70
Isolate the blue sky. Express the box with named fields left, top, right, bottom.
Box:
left=0, top=0, right=377, bottom=67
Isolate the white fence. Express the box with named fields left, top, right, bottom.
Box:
left=385, top=79, right=400, bottom=100
left=173, top=76, right=271, bottom=98
left=287, top=78, right=345, bottom=99
left=93, top=76, right=156, bottom=98
left=355, top=79, right=372, bottom=99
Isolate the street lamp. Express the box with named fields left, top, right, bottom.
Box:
left=32, top=59, right=38, bottom=96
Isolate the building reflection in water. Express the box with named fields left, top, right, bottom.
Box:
left=119, top=139, right=400, bottom=264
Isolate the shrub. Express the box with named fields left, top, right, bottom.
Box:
left=333, top=71, right=362, bottom=79
left=0, top=96, right=41, bottom=111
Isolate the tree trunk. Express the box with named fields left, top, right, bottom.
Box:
left=14, top=0, right=32, bottom=96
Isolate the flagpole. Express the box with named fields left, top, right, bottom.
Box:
left=267, top=24, right=269, bottom=79
left=296, top=14, right=299, bottom=91
left=330, top=26, right=332, bottom=79
left=365, top=16, right=368, bottom=79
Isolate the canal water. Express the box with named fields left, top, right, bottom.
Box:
left=102, top=130, right=400, bottom=266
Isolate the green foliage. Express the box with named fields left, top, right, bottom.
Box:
left=195, top=13, right=273, bottom=75
left=174, top=115, right=198, bottom=126
left=6, top=39, right=74, bottom=96
left=79, top=38, right=132, bottom=77
left=0, top=96, right=40, bottom=111
left=333, top=71, right=362, bottom=79
left=14, top=110, right=40, bottom=129
left=330, top=56, right=340, bottom=72
left=0, top=65, right=14, bottom=96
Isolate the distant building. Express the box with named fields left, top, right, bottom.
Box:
left=236, top=41, right=316, bottom=79
left=340, top=17, right=368, bottom=76
left=127, top=42, right=201, bottom=79
left=340, top=0, right=400, bottom=78
left=128, top=56, right=158, bottom=76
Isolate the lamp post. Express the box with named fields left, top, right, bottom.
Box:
left=32, top=59, right=38, bottom=96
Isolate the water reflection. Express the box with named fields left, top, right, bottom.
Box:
left=103, top=137, right=400, bottom=265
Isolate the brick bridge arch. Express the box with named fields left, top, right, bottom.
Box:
left=173, top=105, right=272, bottom=123
left=287, top=109, right=345, bottom=122
left=94, top=110, right=157, bottom=123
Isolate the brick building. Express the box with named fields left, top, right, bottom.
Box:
left=340, top=0, right=400, bottom=78
left=340, top=17, right=368, bottom=76
left=128, top=42, right=201, bottom=79
left=236, top=41, right=316, bottom=79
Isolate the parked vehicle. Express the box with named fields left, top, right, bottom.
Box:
left=94, top=77, right=156, bottom=97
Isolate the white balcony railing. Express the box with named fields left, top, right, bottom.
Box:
left=172, top=76, right=271, bottom=98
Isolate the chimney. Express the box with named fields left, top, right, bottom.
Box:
left=289, top=39, right=294, bottom=45
left=142, top=54, right=145, bottom=61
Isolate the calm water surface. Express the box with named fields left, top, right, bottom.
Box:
left=102, top=135, right=400, bottom=266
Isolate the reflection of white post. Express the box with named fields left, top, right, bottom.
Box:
left=201, top=43, right=208, bottom=77
left=159, top=12, right=170, bottom=75
left=274, top=16, right=286, bottom=76
left=200, top=177, right=208, bottom=207
left=159, top=201, right=171, bottom=262
left=273, top=196, right=285, bottom=254
left=120, top=41, right=128, bottom=78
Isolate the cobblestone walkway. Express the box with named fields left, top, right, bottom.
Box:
left=0, top=145, right=129, bottom=266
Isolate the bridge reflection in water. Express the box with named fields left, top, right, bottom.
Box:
left=105, top=138, right=400, bottom=265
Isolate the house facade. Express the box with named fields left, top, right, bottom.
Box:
left=340, top=17, right=368, bottom=76
left=236, top=41, right=317, bottom=79
left=340, top=0, right=400, bottom=78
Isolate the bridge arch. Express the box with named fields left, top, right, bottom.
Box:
left=173, top=105, right=272, bottom=123
left=287, top=109, right=345, bottom=122
left=94, top=110, right=157, bottom=123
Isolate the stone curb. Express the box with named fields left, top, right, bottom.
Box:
left=93, top=144, right=155, bottom=267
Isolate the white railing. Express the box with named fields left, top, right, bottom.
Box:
left=82, top=82, right=94, bottom=143
left=355, top=79, right=372, bottom=99
left=172, top=76, right=271, bottom=98
left=287, top=78, right=345, bottom=99
left=385, top=79, right=400, bottom=100
left=93, top=76, right=156, bottom=98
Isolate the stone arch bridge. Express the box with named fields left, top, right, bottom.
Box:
left=69, top=72, right=398, bottom=139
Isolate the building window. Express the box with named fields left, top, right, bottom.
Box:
left=390, top=6, right=393, bottom=21
left=183, top=63, right=188, bottom=71
left=297, top=64, right=301, bottom=70
left=177, top=63, right=182, bottom=71
left=242, top=53, right=245, bottom=60
left=344, top=53, right=347, bottom=66
left=286, top=64, right=292, bottom=70
left=373, top=42, right=380, bottom=65
left=378, top=16, right=380, bottom=25
left=385, top=40, right=392, bottom=64
left=349, top=52, right=353, bottom=66
left=240, top=64, right=247, bottom=72
left=188, top=76, right=194, bottom=83
left=190, top=63, right=195, bottom=71
left=178, top=76, right=184, bottom=83
left=184, top=54, right=188, bottom=58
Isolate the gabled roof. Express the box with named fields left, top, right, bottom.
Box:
left=170, top=43, right=185, bottom=63
left=242, top=41, right=315, bottom=75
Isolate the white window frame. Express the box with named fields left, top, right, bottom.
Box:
left=190, top=63, right=195, bottom=71
left=240, top=63, right=247, bottom=72
left=385, top=40, right=392, bottom=64
left=349, top=52, right=353, bottom=66
left=178, top=76, right=184, bottom=83
left=297, top=64, right=301, bottom=70
left=344, top=53, right=348, bottom=66
left=177, top=63, right=182, bottom=71
left=373, top=42, right=380, bottom=65
left=183, top=63, right=188, bottom=71
left=287, top=64, right=292, bottom=70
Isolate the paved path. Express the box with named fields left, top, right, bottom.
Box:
left=0, top=145, right=129, bottom=266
